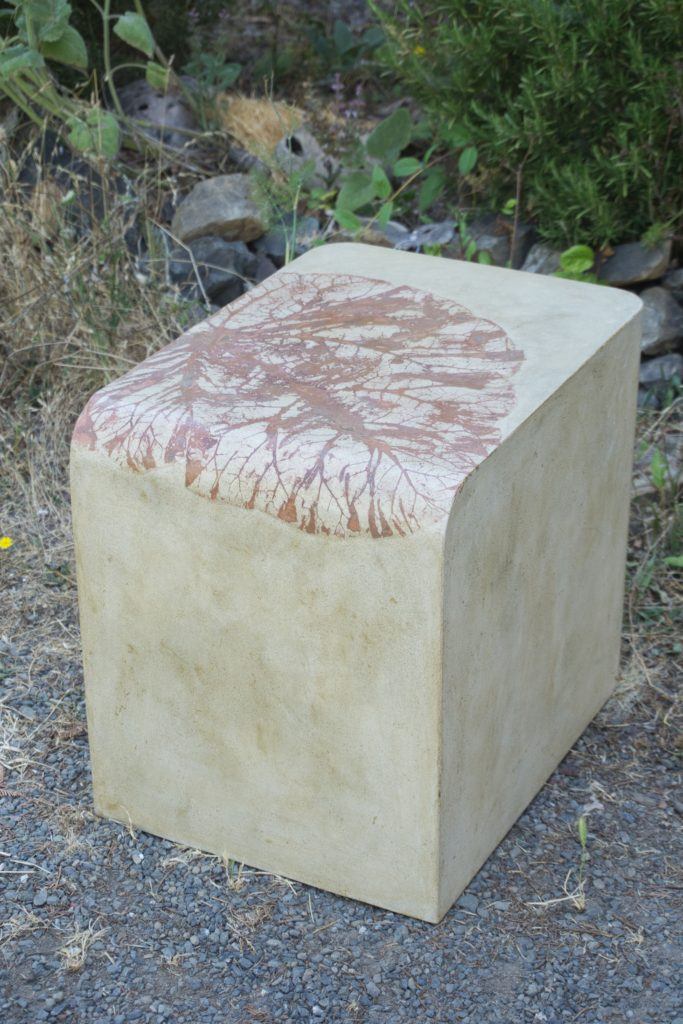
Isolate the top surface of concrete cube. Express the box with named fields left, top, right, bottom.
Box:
left=73, top=243, right=640, bottom=539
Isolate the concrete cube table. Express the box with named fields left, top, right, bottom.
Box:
left=71, top=244, right=641, bottom=922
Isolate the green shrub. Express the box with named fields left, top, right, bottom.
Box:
left=373, top=0, right=683, bottom=248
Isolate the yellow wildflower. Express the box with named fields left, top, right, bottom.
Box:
left=0, top=536, right=13, bottom=549
left=413, top=44, right=426, bottom=57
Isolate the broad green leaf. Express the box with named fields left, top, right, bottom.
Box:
left=145, top=60, right=170, bottom=91
left=664, top=554, right=683, bottom=568
left=22, top=0, right=71, bottom=43
left=502, top=197, right=517, bottom=216
left=441, top=124, right=469, bottom=148
left=0, top=43, right=44, bottom=78
left=333, top=19, right=355, bottom=55
left=477, top=251, right=493, bottom=265
left=41, top=24, right=86, bottom=68
left=393, top=156, right=421, bottom=178
left=458, top=145, right=478, bottom=175
left=361, top=26, right=384, bottom=49
left=66, top=107, right=120, bottom=158
left=376, top=200, right=393, bottom=229
left=559, top=244, right=594, bottom=276
left=366, top=107, right=411, bottom=161
left=114, top=11, right=154, bottom=58
left=336, top=170, right=375, bottom=212
left=334, top=206, right=361, bottom=232
left=219, top=62, right=241, bottom=87
left=418, top=165, right=446, bottom=212
left=371, top=162, right=391, bottom=199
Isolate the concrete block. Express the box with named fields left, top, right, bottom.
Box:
left=71, top=244, right=641, bottom=921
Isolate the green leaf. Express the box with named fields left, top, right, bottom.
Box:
left=477, top=251, right=493, bottom=265
left=66, top=107, right=120, bottom=159
left=334, top=206, right=361, bottom=232
left=371, top=162, right=392, bottom=200
left=418, top=165, right=446, bottom=212
left=441, top=124, right=469, bottom=149
left=376, top=200, right=393, bottom=229
left=361, top=26, right=384, bottom=49
left=333, top=20, right=355, bottom=55
left=366, top=107, right=411, bottom=161
left=22, top=0, right=71, bottom=43
left=393, top=156, right=421, bottom=178
left=502, top=197, right=517, bottom=216
left=113, top=11, right=154, bottom=58
left=145, top=60, right=170, bottom=91
left=664, top=555, right=683, bottom=568
left=41, top=24, right=86, bottom=68
left=649, top=448, right=668, bottom=491
left=458, top=145, right=478, bottom=175
left=0, top=43, right=44, bottom=78
left=559, top=244, right=594, bottom=276
left=336, top=170, right=375, bottom=212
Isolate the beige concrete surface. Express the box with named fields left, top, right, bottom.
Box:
left=71, top=244, right=641, bottom=921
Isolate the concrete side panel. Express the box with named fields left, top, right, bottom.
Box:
left=438, top=317, right=640, bottom=918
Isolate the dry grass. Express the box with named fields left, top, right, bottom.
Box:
left=216, top=95, right=303, bottom=158
left=57, top=921, right=107, bottom=972
left=0, top=908, right=44, bottom=949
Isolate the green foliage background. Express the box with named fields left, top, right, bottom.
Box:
left=373, top=0, right=683, bottom=247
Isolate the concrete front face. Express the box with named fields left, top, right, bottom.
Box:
left=70, top=244, right=641, bottom=922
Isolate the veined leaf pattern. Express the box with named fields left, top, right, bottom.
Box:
left=73, top=271, right=523, bottom=538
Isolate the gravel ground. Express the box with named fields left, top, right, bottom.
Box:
left=1, top=415, right=681, bottom=1024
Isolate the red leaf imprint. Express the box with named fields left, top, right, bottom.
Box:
left=73, top=272, right=524, bottom=538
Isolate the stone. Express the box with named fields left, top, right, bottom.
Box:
left=639, top=353, right=683, bottom=387
left=117, top=78, right=198, bottom=151
left=252, top=253, right=278, bottom=285
left=522, top=242, right=561, bottom=276
left=274, top=129, right=338, bottom=188
left=168, top=236, right=257, bottom=303
left=33, top=888, right=47, bottom=907
left=254, top=215, right=321, bottom=265
left=639, top=286, right=683, bottom=355
left=356, top=218, right=411, bottom=248
left=466, top=215, right=535, bottom=269
left=395, top=221, right=456, bottom=251
left=171, top=175, right=265, bottom=244
left=661, top=267, right=683, bottom=303
left=72, top=244, right=641, bottom=923
left=598, top=239, right=672, bottom=287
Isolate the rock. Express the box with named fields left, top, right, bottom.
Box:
left=465, top=214, right=535, bottom=268
left=394, top=220, right=456, bottom=250
left=639, top=353, right=683, bottom=386
left=252, top=253, right=278, bottom=284
left=356, top=218, right=411, bottom=248
left=598, top=239, right=672, bottom=287
left=18, top=130, right=136, bottom=243
left=117, top=78, right=198, bottom=151
left=640, top=287, right=683, bottom=355
left=172, top=175, right=266, bottom=244
left=274, top=128, right=338, bottom=188
left=457, top=893, right=479, bottom=913
left=254, top=215, right=321, bottom=265
left=522, top=242, right=561, bottom=276
left=662, top=267, right=683, bottom=302
left=33, top=888, right=48, bottom=907
left=168, top=236, right=257, bottom=301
